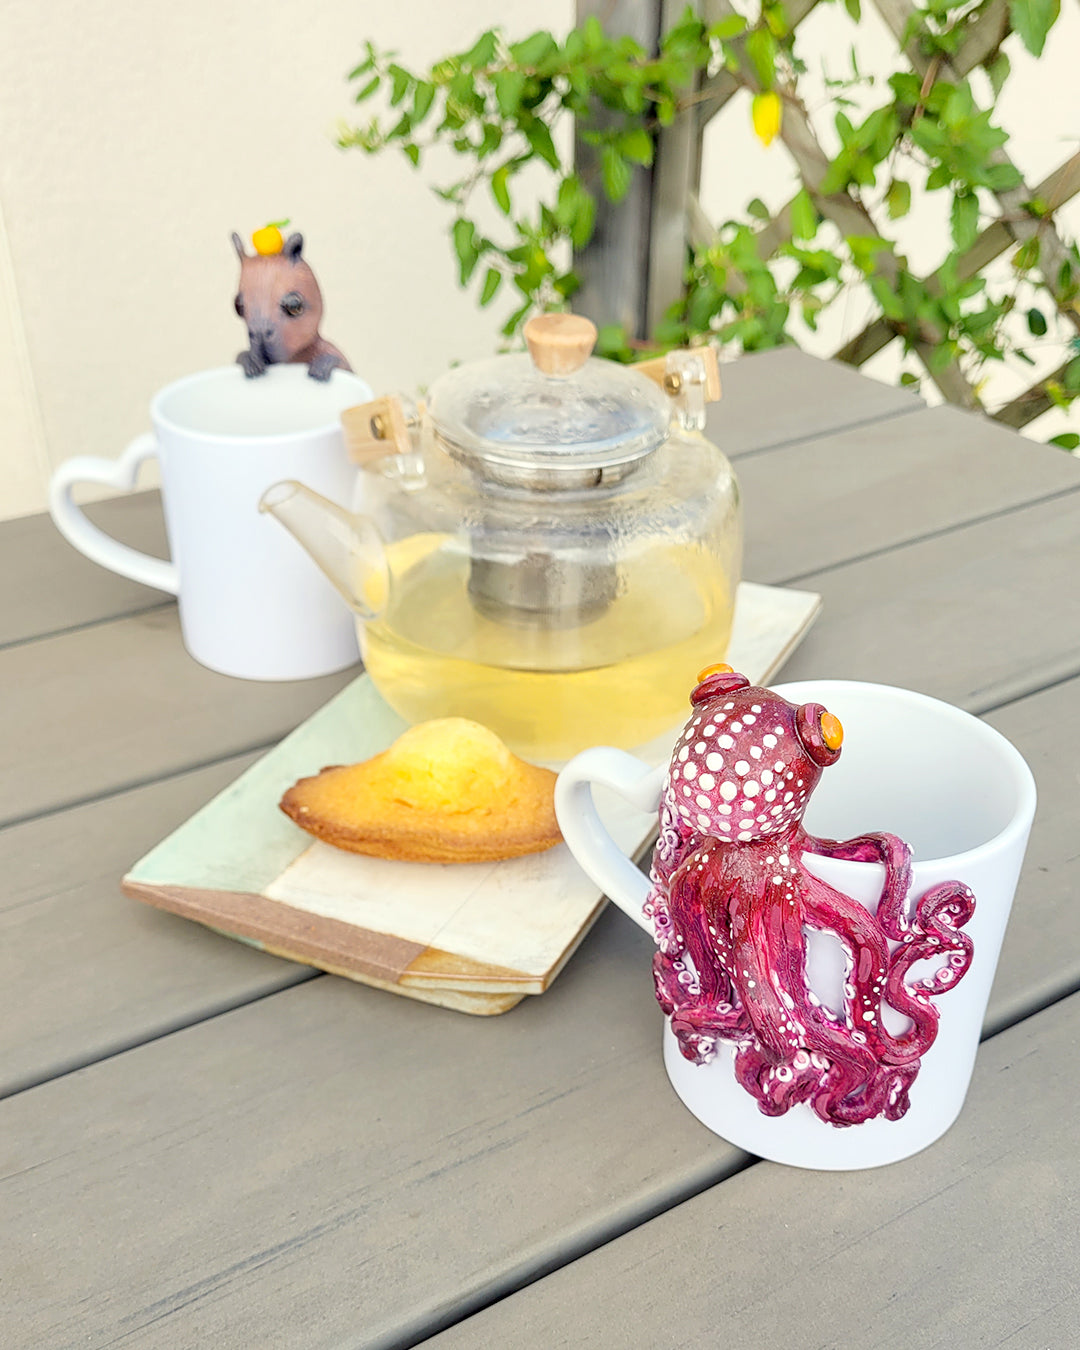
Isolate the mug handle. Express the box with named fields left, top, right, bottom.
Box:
left=554, top=748, right=666, bottom=934
left=48, top=434, right=179, bottom=594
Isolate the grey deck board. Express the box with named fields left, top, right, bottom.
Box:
left=0, top=664, right=1075, bottom=1349
left=420, top=990, right=1080, bottom=1350
left=982, top=676, right=1080, bottom=1034
left=0, top=607, right=357, bottom=829
left=740, top=402, right=1080, bottom=584
left=7, top=352, right=912, bottom=651
left=0, top=492, right=169, bottom=647
left=4, top=413, right=1076, bottom=833
left=712, top=347, right=923, bottom=458
left=0, top=666, right=1074, bottom=1117
left=2, top=350, right=1072, bottom=1350
left=0, top=912, right=746, bottom=1350
left=776, top=490, right=1080, bottom=713
left=4, top=486, right=1074, bottom=834
left=0, top=752, right=315, bottom=1099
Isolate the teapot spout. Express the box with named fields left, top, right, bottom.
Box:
left=259, top=480, right=388, bottom=620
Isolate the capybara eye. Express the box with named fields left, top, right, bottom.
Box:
left=234, top=294, right=245, bottom=317
left=280, top=292, right=305, bottom=317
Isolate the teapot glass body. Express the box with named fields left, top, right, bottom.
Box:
left=263, top=318, right=742, bottom=760
left=352, top=415, right=740, bottom=761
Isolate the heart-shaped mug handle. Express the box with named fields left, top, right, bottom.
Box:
left=554, top=748, right=667, bottom=934
left=48, top=434, right=178, bottom=594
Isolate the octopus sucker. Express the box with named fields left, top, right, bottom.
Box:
left=646, top=671, right=976, bottom=1128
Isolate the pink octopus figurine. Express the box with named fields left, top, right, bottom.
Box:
left=647, top=664, right=976, bottom=1128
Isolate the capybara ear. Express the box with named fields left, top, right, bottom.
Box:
left=283, top=232, right=304, bottom=262
left=231, top=231, right=248, bottom=260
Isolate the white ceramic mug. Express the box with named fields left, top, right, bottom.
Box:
left=49, top=364, right=373, bottom=680
left=555, top=681, right=1037, bottom=1170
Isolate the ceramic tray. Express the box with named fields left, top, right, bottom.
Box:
left=124, top=581, right=821, bottom=1015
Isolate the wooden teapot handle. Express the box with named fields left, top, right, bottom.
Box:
left=635, top=347, right=722, bottom=402
left=340, top=396, right=413, bottom=465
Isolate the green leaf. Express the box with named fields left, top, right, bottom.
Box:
left=950, top=192, right=979, bottom=252
left=571, top=189, right=596, bottom=248
left=1064, top=357, right=1080, bottom=393
left=601, top=145, right=632, bottom=203
left=553, top=271, right=581, bottom=298
left=480, top=267, right=502, bottom=306
left=509, top=31, right=557, bottom=66
left=525, top=119, right=560, bottom=170
left=1027, top=308, right=1048, bottom=336
left=412, top=81, right=435, bottom=122
left=886, top=179, right=912, bottom=220
left=388, top=63, right=412, bottom=106
left=988, top=52, right=1011, bottom=100
left=619, top=127, right=654, bottom=167
left=984, top=163, right=1023, bottom=191
left=493, top=70, right=527, bottom=117
left=348, top=49, right=375, bottom=81
left=353, top=74, right=380, bottom=104
left=846, top=234, right=892, bottom=275
left=478, top=123, right=503, bottom=158
left=762, top=2, right=790, bottom=38
left=462, top=30, right=498, bottom=67
left=491, top=164, right=513, bottom=215
left=927, top=165, right=953, bottom=191
left=745, top=27, right=777, bottom=88
left=452, top=217, right=480, bottom=285
left=596, top=323, right=632, bottom=358
left=501, top=300, right=532, bottom=337
left=1008, top=0, right=1059, bottom=56
left=403, top=143, right=420, bottom=167
left=1013, top=236, right=1041, bottom=271
left=869, top=275, right=904, bottom=321
left=1049, top=432, right=1080, bottom=449
left=790, top=188, right=817, bottom=240
left=707, top=15, right=748, bottom=39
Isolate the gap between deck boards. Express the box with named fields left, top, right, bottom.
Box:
left=727, top=399, right=924, bottom=462
left=779, top=478, right=1080, bottom=592
left=0, top=598, right=174, bottom=656
left=8, top=476, right=1080, bottom=838
left=5, top=671, right=1079, bottom=1346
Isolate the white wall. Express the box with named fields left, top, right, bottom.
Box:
left=0, top=0, right=573, bottom=521
left=1, top=0, right=1076, bottom=523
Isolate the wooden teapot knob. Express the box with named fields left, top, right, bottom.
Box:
left=524, top=313, right=597, bottom=376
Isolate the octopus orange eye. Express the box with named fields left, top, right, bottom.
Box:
left=795, top=702, right=842, bottom=765
left=696, top=662, right=733, bottom=683
left=820, top=711, right=843, bottom=750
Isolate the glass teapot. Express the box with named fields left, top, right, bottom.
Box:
left=261, top=314, right=741, bottom=760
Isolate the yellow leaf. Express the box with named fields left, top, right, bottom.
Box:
left=751, top=91, right=782, bottom=148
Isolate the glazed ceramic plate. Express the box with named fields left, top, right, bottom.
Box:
left=124, top=581, right=821, bottom=1015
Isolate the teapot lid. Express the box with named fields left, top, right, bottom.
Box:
left=426, top=314, right=671, bottom=488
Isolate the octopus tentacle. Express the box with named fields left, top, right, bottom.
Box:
left=803, top=830, right=913, bottom=936
left=885, top=881, right=976, bottom=1031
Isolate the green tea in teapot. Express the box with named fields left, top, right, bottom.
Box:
left=361, top=532, right=735, bottom=760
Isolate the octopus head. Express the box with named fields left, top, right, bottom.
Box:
left=666, top=665, right=844, bottom=843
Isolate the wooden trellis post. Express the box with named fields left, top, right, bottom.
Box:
left=573, top=0, right=699, bottom=339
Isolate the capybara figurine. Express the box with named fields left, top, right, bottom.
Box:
left=231, top=229, right=351, bottom=381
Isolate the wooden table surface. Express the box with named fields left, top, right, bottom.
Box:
left=4, top=348, right=1080, bottom=1350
